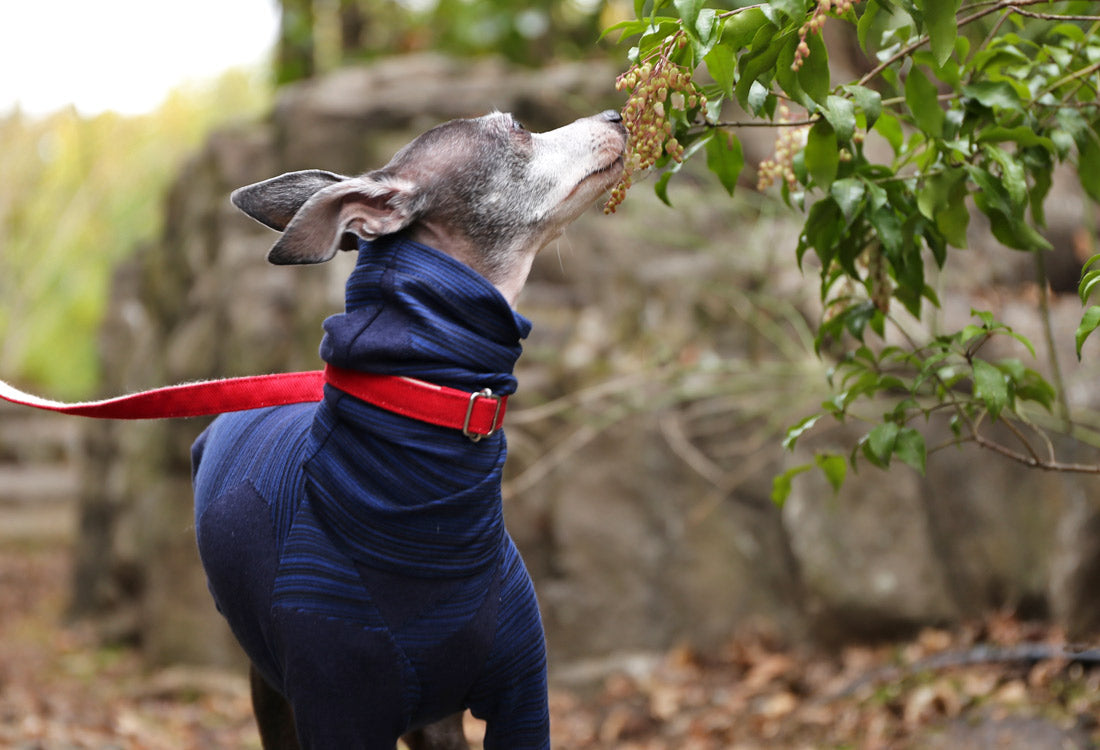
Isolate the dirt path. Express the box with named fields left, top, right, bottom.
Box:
left=1, top=542, right=1098, bottom=749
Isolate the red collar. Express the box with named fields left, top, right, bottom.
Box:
left=323, top=365, right=506, bottom=441
left=0, top=366, right=507, bottom=442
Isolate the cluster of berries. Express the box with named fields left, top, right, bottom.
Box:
left=605, top=42, right=706, bottom=214
left=756, top=105, right=810, bottom=192
left=792, top=0, right=855, bottom=70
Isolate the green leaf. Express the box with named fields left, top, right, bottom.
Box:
left=924, top=0, right=962, bottom=66
left=775, top=35, right=811, bottom=109
left=815, top=453, right=848, bottom=493
left=874, top=112, right=904, bottom=155
left=905, top=67, right=944, bottom=137
left=962, top=81, right=1023, bottom=111
left=1079, top=269, right=1100, bottom=305
left=983, top=144, right=1027, bottom=209
left=917, top=169, right=968, bottom=248
left=969, top=164, right=1052, bottom=252
left=674, top=0, right=703, bottom=27
left=866, top=421, right=900, bottom=466
left=1050, top=22, right=1085, bottom=43
left=690, top=8, right=720, bottom=57
left=937, top=192, right=969, bottom=248
left=894, top=427, right=927, bottom=474
left=704, top=43, right=736, bottom=99
left=1078, top=131, right=1100, bottom=203
left=747, top=80, right=771, bottom=115
left=706, top=130, right=744, bottom=196
left=798, top=197, right=843, bottom=268
left=1084, top=253, right=1100, bottom=274
left=797, top=32, right=831, bottom=106
left=823, top=95, right=856, bottom=142
left=868, top=205, right=903, bottom=256
left=722, top=7, right=769, bottom=50
left=976, top=126, right=1055, bottom=151
left=972, top=358, right=1009, bottom=419
left=1057, top=108, right=1091, bottom=144
left=1015, top=368, right=1055, bottom=411
left=772, top=462, right=812, bottom=506
left=973, top=309, right=996, bottom=329
left=783, top=413, right=821, bottom=451
left=654, top=171, right=675, bottom=206
left=843, top=301, right=880, bottom=341
left=844, top=84, right=882, bottom=129
left=805, top=119, right=839, bottom=189
left=769, top=0, right=808, bottom=21
left=981, top=204, right=1053, bottom=252
left=1076, top=306, right=1100, bottom=360
left=1029, top=156, right=1052, bottom=228
left=857, top=0, right=880, bottom=52
left=599, top=19, right=653, bottom=42
left=1006, top=331, right=1037, bottom=359
left=967, top=165, right=1008, bottom=214
left=735, top=29, right=783, bottom=109
left=830, top=177, right=866, bottom=223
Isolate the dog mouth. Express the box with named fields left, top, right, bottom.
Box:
left=577, top=153, right=625, bottom=190
left=556, top=155, right=624, bottom=206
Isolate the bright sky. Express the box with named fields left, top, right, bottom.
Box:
left=0, top=0, right=280, bottom=116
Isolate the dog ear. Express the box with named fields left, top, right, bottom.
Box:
left=231, top=170, right=350, bottom=232
left=265, top=174, right=420, bottom=265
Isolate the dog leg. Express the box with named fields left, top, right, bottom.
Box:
left=250, top=663, right=302, bottom=750
left=402, top=713, right=470, bottom=750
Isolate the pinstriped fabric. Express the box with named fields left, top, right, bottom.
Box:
left=323, top=237, right=531, bottom=395
left=192, top=235, right=549, bottom=749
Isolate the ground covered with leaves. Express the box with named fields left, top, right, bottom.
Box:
left=2, top=544, right=1098, bottom=749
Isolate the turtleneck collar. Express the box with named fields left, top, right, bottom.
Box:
left=318, top=235, right=532, bottom=395
left=302, top=235, right=532, bottom=576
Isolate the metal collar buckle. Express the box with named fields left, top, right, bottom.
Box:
left=463, top=388, right=503, bottom=442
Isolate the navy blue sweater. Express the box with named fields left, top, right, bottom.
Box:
left=191, top=236, right=549, bottom=749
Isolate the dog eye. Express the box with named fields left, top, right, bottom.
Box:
left=511, top=118, right=526, bottom=132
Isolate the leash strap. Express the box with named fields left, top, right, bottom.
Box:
left=0, top=365, right=507, bottom=440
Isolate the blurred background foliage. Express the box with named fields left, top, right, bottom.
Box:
left=276, top=0, right=617, bottom=82
left=0, top=71, right=270, bottom=397
left=0, top=0, right=628, bottom=398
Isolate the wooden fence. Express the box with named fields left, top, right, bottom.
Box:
left=0, top=401, right=81, bottom=540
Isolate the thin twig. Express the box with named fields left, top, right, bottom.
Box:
left=707, top=118, right=818, bottom=129
left=998, top=417, right=1047, bottom=466
left=1038, top=59, right=1100, bottom=100
left=971, top=430, right=1100, bottom=473
left=1010, top=7, right=1100, bottom=21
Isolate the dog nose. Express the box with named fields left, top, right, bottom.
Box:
left=599, top=109, right=623, bottom=123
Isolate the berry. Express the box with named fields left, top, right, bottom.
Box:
left=605, top=38, right=706, bottom=214
left=756, top=106, right=810, bottom=193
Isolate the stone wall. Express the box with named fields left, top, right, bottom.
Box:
left=77, top=54, right=1100, bottom=676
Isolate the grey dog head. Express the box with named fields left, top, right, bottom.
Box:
left=231, top=110, right=626, bottom=301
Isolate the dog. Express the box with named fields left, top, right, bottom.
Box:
left=190, top=110, right=626, bottom=749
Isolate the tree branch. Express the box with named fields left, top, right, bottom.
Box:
left=970, top=430, right=1100, bottom=474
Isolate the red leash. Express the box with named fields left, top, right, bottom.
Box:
left=0, top=365, right=507, bottom=441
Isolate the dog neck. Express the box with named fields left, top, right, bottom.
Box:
left=319, top=235, right=533, bottom=396
left=406, top=223, right=538, bottom=307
